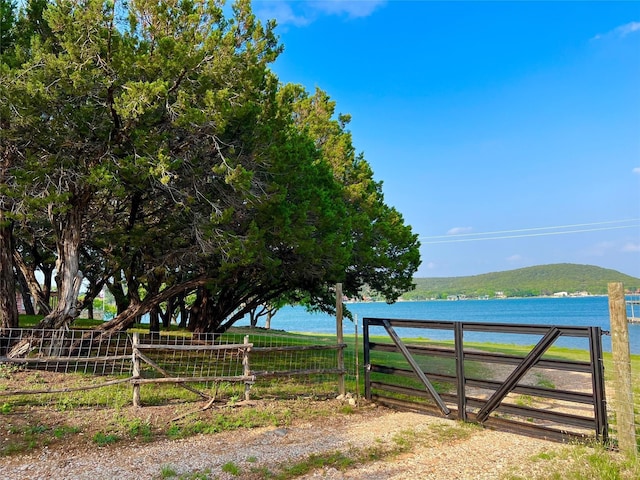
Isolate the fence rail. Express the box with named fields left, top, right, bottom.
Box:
left=0, top=328, right=348, bottom=406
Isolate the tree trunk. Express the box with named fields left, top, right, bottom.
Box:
left=149, top=307, right=160, bottom=333
left=13, top=252, right=51, bottom=314
left=249, top=309, right=258, bottom=327
left=0, top=216, right=19, bottom=330
left=97, top=277, right=208, bottom=334
left=36, top=197, right=87, bottom=330
left=178, top=293, right=188, bottom=328
left=15, top=272, right=35, bottom=315
left=187, top=286, right=227, bottom=333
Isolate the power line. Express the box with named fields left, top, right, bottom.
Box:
left=420, top=221, right=640, bottom=244
left=420, top=219, right=639, bottom=240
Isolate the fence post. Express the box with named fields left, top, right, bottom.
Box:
left=132, top=332, right=141, bottom=408
left=608, top=282, right=637, bottom=457
left=336, top=283, right=346, bottom=396
left=243, top=335, right=251, bottom=401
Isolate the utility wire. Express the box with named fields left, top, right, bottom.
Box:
left=420, top=221, right=640, bottom=244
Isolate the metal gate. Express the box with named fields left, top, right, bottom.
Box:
left=363, top=318, right=608, bottom=442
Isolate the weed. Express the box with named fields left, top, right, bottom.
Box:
left=246, top=456, right=258, bottom=463
left=0, top=363, right=21, bottom=379
left=516, top=395, right=534, bottom=407
left=533, top=372, right=556, bottom=390
left=26, top=425, right=48, bottom=435
left=55, top=397, right=76, bottom=412
left=278, top=451, right=353, bottom=478
left=53, top=425, right=82, bottom=439
left=167, top=424, right=182, bottom=439
left=120, top=417, right=153, bottom=442
left=1, top=402, right=12, bottom=414
left=160, top=464, right=177, bottom=478
left=93, top=432, right=120, bottom=446
left=506, top=444, right=640, bottom=480
left=222, top=461, right=240, bottom=475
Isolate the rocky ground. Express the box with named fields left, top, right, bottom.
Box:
left=0, top=398, right=570, bottom=480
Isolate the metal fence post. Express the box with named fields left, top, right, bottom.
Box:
left=336, top=283, right=345, bottom=396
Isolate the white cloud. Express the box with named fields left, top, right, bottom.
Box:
left=507, top=254, right=523, bottom=263
left=312, top=1, right=387, bottom=18
left=593, top=21, right=640, bottom=40
left=254, top=0, right=386, bottom=27
left=633, top=167, right=640, bottom=175
left=426, top=262, right=437, bottom=269
left=447, top=226, right=473, bottom=235
left=584, top=241, right=617, bottom=256
left=254, top=2, right=311, bottom=27
left=622, top=242, right=640, bottom=252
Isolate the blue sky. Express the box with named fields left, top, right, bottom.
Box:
left=253, top=1, right=640, bottom=279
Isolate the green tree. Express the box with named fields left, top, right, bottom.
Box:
left=2, top=0, right=420, bottom=337
left=282, top=86, right=420, bottom=308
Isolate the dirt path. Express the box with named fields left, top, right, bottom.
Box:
left=0, top=404, right=559, bottom=480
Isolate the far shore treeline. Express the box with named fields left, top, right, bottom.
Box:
left=401, top=263, right=640, bottom=301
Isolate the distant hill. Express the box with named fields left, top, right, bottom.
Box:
left=402, top=263, right=640, bottom=300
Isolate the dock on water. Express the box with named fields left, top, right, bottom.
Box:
left=627, top=297, right=640, bottom=323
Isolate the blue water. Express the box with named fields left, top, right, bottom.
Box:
left=236, top=296, right=640, bottom=354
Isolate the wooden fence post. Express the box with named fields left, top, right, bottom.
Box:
left=608, top=282, right=637, bottom=457
left=243, top=335, right=251, bottom=401
left=132, top=332, right=141, bottom=408
left=336, top=283, right=346, bottom=396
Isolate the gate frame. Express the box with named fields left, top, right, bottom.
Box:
left=363, top=317, right=608, bottom=442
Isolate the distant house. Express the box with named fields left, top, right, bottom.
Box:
left=495, top=291, right=506, bottom=299
left=553, top=292, right=568, bottom=297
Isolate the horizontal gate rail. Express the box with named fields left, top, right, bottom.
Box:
left=368, top=342, right=593, bottom=372
left=369, top=364, right=595, bottom=404
left=366, top=317, right=598, bottom=337
left=363, top=317, right=608, bottom=442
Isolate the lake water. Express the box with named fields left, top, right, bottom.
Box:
left=236, top=296, right=640, bottom=354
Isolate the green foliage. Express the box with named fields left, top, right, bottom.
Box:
left=0, top=0, right=16, bottom=53
left=221, top=462, right=241, bottom=475
left=404, top=263, right=640, bottom=300
left=92, top=431, right=119, bottom=446
left=508, top=444, right=640, bottom=480
left=160, top=465, right=178, bottom=478
left=2, top=0, right=419, bottom=334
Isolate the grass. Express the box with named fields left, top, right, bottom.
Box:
left=0, top=421, right=83, bottom=456
left=504, top=443, right=640, bottom=480
left=5, top=317, right=639, bottom=479
left=93, top=432, right=120, bottom=446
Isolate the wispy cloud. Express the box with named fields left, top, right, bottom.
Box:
left=584, top=241, right=616, bottom=256
left=622, top=242, right=640, bottom=252
left=507, top=254, right=523, bottom=263
left=447, top=227, right=473, bottom=235
left=633, top=167, right=640, bottom=175
left=254, top=0, right=386, bottom=27
left=593, top=21, right=640, bottom=40
left=311, top=0, right=387, bottom=18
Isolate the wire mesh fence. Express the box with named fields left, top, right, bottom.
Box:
left=0, top=327, right=356, bottom=409
left=605, top=355, right=640, bottom=453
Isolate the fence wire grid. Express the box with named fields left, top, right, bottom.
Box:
left=0, top=327, right=357, bottom=409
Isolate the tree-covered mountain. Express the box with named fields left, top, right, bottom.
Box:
left=403, top=264, right=640, bottom=300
